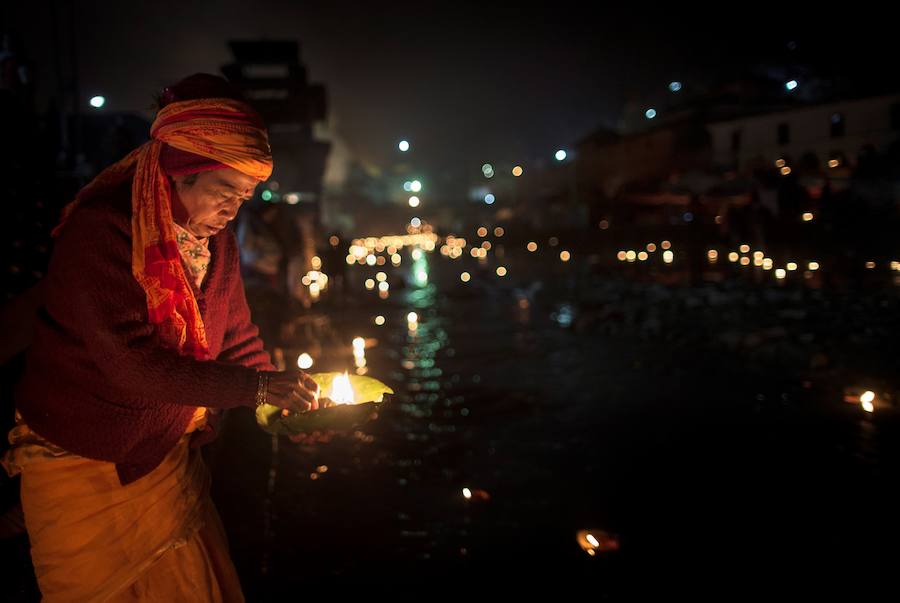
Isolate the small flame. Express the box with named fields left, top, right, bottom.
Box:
left=329, top=371, right=355, bottom=405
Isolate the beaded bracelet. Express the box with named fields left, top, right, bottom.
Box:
left=255, top=372, right=269, bottom=407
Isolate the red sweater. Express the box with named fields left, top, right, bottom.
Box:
left=16, top=181, right=276, bottom=485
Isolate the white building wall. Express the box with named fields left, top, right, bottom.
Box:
left=708, top=94, right=900, bottom=170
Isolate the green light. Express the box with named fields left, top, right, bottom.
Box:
left=412, top=252, right=429, bottom=287
left=261, top=190, right=273, bottom=201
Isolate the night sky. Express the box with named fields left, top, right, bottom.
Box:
left=6, top=2, right=898, bottom=178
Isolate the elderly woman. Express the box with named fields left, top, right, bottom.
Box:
left=0, top=74, right=319, bottom=601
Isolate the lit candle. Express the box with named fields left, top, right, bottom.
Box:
left=328, top=371, right=355, bottom=405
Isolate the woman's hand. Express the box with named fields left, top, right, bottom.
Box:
left=263, top=370, right=320, bottom=413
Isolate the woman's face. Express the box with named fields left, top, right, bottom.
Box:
left=171, top=168, right=259, bottom=238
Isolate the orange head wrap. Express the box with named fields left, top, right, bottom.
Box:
left=52, top=97, right=273, bottom=360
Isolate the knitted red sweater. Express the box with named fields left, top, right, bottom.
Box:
left=16, top=181, right=275, bottom=485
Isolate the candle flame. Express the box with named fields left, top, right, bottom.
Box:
left=329, top=371, right=355, bottom=405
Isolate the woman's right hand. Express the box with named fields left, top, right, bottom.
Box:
left=263, top=370, right=320, bottom=413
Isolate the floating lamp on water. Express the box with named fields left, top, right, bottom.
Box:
left=576, top=529, right=620, bottom=556
left=843, top=388, right=889, bottom=413
left=461, top=487, right=490, bottom=502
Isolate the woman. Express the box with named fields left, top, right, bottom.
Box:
left=1, top=74, right=319, bottom=601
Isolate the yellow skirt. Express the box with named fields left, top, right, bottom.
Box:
left=2, top=408, right=245, bottom=603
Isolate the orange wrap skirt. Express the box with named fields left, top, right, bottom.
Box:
left=2, top=408, right=245, bottom=602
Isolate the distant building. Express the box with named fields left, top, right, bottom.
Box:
left=222, top=40, right=331, bottom=308
left=222, top=40, right=330, bottom=214
left=707, top=93, right=900, bottom=173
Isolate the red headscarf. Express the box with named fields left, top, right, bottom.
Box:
left=53, top=98, right=273, bottom=360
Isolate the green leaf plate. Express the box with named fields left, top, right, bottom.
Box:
left=255, top=372, right=393, bottom=436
